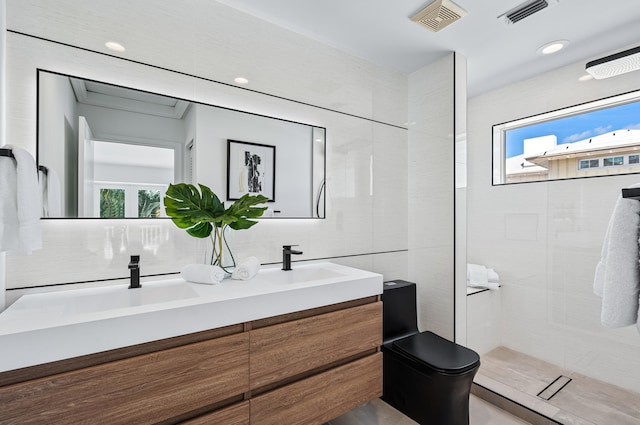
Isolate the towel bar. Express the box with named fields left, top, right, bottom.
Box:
left=0, top=148, right=15, bottom=159
left=622, top=188, right=640, bottom=200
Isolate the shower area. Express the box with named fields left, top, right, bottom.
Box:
left=465, top=131, right=640, bottom=423
left=464, top=60, right=640, bottom=424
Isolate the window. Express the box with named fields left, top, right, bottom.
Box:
left=100, top=189, right=125, bottom=218
left=138, top=190, right=161, bottom=218
left=493, top=90, right=640, bottom=185
left=94, top=183, right=167, bottom=218
left=579, top=159, right=599, bottom=170
left=603, top=156, right=624, bottom=167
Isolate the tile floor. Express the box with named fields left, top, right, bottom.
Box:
left=328, top=395, right=530, bottom=425
left=476, top=346, right=640, bottom=425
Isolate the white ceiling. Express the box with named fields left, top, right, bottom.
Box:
left=216, top=0, right=640, bottom=97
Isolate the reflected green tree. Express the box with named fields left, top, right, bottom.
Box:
left=100, top=189, right=125, bottom=218
left=138, top=190, right=161, bottom=218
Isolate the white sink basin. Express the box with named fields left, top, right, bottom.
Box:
left=261, top=265, right=344, bottom=285
left=63, top=284, right=199, bottom=314
left=6, top=282, right=199, bottom=316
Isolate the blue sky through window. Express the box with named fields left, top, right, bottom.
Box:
left=505, top=101, right=640, bottom=158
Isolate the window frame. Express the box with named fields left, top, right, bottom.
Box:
left=493, top=89, right=640, bottom=186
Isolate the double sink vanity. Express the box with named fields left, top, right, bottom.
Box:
left=0, top=262, right=383, bottom=424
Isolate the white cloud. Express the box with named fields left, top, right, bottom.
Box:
left=594, top=125, right=612, bottom=135
left=563, top=130, right=593, bottom=143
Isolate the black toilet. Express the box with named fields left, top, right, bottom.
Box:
left=381, top=280, right=480, bottom=425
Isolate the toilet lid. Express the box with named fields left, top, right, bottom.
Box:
left=392, top=331, right=480, bottom=374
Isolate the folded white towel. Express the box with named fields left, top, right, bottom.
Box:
left=39, top=167, right=62, bottom=218
left=181, top=264, right=225, bottom=284
left=487, top=268, right=500, bottom=283
left=232, top=256, right=261, bottom=281
left=467, top=263, right=489, bottom=288
left=594, top=195, right=640, bottom=328
left=0, top=146, right=42, bottom=255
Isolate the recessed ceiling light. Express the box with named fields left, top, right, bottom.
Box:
left=537, top=40, right=569, bottom=55
left=105, top=41, right=125, bottom=52
left=234, top=77, right=249, bottom=84
left=578, top=74, right=594, bottom=82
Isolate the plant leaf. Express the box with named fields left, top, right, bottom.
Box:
left=164, top=184, right=268, bottom=236
left=226, top=194, right=268, bottom=230
left=164, top=183, right=220, bottom=238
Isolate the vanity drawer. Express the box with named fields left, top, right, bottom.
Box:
left=182, top=401, right=250, bottom=425
left=249, top=301, right=382, bottom=389
left=250, top=352, right=382, bottom=425
left=0, top=332, right=249, bottom=425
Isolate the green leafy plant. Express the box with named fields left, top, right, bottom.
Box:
left=164, top=183, right=268, bottom=269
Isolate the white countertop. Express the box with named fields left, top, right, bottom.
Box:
left=0, top=262, right=382, bottom=373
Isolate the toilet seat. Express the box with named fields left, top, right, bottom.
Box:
left=391, top=331, right=480, bottom=375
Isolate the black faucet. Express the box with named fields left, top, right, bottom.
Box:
left=128, top=255, right=141, bottom=289
left=282, top=245, right=303, bottom=271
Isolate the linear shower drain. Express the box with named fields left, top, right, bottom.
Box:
left=537, top=375, right=572, bottom=400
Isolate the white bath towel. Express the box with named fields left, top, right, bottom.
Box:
left=232, top=256, right=261, bottom=281
left=467, top=263, right=489, bottom=287
left=487, top=268, right=500, bottom=283
left=467, top=263, right=500, bottom=290
left=181, top=264, right=225, bottom=284
left=0, top=146, right=42, bottom=255
left=594, top=195, right=640, bottom=328
left=39, top=167, right=62, bottom=217
left=0, top=154, right=19, bottom=252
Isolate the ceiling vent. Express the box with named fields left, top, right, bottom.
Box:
left=498, top=0, right=559, bottom=25
left=411, top=0, right=468, bottom=33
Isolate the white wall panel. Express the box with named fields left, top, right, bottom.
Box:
left=3, top=3, right=409, bottom=298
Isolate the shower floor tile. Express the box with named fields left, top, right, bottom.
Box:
left=476, top=346, right=640, bottom=425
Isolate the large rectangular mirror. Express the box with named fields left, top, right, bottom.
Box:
left=37, top=70, right=326, bottom=219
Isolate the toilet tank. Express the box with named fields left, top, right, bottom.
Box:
left=382, top=281, right=419, bottom=344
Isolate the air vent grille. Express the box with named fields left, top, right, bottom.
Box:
left=411, top=0, right=468, bottom=33
left=499, top=0, right=558, bottom=25
left=507, top=0, right=548, bottom=23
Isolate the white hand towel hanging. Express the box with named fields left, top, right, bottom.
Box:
left=594, top=193, right=640, bottom=328
left=0, top=145, right=42, bottom=255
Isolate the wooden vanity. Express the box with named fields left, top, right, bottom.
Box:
left=0, top=296, right=382, bottom=424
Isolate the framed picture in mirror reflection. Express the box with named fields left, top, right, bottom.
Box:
left=227, top=139, right=276, bottom=201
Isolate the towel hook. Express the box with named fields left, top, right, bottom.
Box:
left=0, top=148, right=15, bottom=159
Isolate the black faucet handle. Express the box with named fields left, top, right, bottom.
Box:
left=129, top=255, right=140, bottom=268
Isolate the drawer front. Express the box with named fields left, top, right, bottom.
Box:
left=250, top=353, right=382, bottom=425
left=0, top=333, right=249, bottom=425
left=182, top=401, right=250, bottom=425
left=250, top=301, right=382, bottom=389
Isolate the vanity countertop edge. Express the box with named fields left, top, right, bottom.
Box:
left=0, top=262, right=383, bottom=373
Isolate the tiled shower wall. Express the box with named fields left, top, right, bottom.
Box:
left=467, top=46, right=640, bottom=392
left=3, top=0, right=410, bottom=301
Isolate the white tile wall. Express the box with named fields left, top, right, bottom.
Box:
left=467, top=50, right=640, bottom=392
left=408, top=54, right=456, bottom=340
left=2, top=1, right=410, bottom=305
